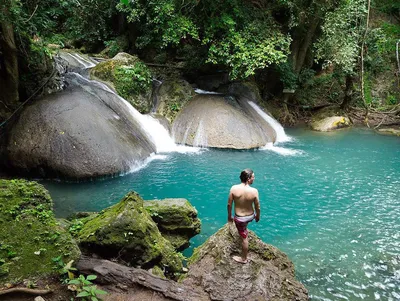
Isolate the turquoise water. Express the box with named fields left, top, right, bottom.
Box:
left=42, top=128, right=400, bottom=300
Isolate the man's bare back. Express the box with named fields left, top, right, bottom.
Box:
left=227, top=169, right=261, bottom=263
left=230, top=184, right=260, bottom=216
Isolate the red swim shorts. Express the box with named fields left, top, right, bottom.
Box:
left=233, top=214, right=255, bottom=238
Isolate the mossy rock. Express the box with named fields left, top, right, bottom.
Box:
left=144, top=198, right=201, bottom=250
left=154, top=80, right=195, bottom=123
left=183, top=223, right=308, bottom=301
left=0, top=179, right=80, bottom=286
left=90, top=52, right=153, bottom=114
left=77, top=192, right=183, bottom=274
left=310, top=107, right=351, bottom=131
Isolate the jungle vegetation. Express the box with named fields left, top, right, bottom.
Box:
left=0, top=0, right=399, bottom=124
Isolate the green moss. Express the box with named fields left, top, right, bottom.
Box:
left=77, top=192, right=183, bottom=274
left=0, top=180, right=80, bottom=285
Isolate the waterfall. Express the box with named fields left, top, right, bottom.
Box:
left=247, top=101, right=291, bottom=143
left=66, top=52, right=96, bottom=69
left=193, top=120, right=207, bottom=147
left=68, top=72, right=196, bottom=154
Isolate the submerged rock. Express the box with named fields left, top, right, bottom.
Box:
left=376, top=127, right=400, bottom=136
left=182, top=223, right=308, bottom=301
left=77, top=192, right=183, bottom=275
left=144, top=198, right=201, bottom=250
left=172, top=94, right=276, bottom=149
left=5, top=73, right=155, bottom=180
left=0, top=179, right=80, bottom=285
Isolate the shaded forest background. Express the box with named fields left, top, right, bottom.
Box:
left=0, top=0, right=399, bottom=125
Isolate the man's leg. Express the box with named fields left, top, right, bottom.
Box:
left=233, top=236, right=250, bottom=263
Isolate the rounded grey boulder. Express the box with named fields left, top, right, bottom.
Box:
left=6, top=74, right=156, bottom=179
left=172, top=94, right=276, bottom=149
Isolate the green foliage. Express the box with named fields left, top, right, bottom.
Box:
left=315, top=0, right=368, bottom=74
left=65, top=0, right=118, bottom=51
left=68, top=220, right=84, bottom=237
left=276, top=61, right=298, bottom=90
left=68, top=275, right=107, bottom=301
left=104, top=37, right=129, bottom=58
left=114, top=62, right=152, bottom=98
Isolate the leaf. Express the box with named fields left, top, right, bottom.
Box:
left=120, top=0, right=129, bottom=5
left=95, top=289, right=108, bottom=295
left=86, top=275, right=97, bottom=280
left=76, top=291, right=90, bottom=297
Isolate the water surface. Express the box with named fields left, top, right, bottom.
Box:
left=42, top=128, right=400, bottom=301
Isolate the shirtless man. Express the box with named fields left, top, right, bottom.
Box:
left=227, top=168, right=260, bottom=263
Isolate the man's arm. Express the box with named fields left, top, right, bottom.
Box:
left=254, top=189, right=260, bottom=222
left=227, top=189, right=233, bottom=223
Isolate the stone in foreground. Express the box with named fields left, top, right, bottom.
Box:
left=183, top=223, right=308, bottom=301
left=144, top=198, right=201, bottom=250
left=0, top=179, right=80, bottom=285
left=77, top=192, right=183, bottom=274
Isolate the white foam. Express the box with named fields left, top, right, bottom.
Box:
left=194, top=88, right=222, bottom=94
left=261, top=143, right=303, bottom=156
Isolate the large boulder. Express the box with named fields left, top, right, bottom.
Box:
left=0, top=179, right=80, bottom=285
left=311, top=116, right=350, bottom=131
left=5, top=73, right=155, bottom=180
left=90, top=52, right=153, bottom=113
left=77, top=192, right=183, bottom=275
left=310, top=107, right=351, bottom=132
left=182, top=223, right=308, bottom=301
left=144, top=198, right=201, bottom=250
left=172, top=94, right=276, bottom=149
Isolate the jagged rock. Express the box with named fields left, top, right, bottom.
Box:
left=172, top=94, right=276, bottom=149
left=182, top=223, right=308, bottom=301
left=5, top=72, right=155, bottom=180
left=0, top=179, right=80, bottom=285
left=311, top=116, right=350, bottom=131
left=144, top=198, right=201, bottom=250
left=153, top=79, right=195, bottom=123
left=77, top=192, right=183, bottom=275
left=90, top=52, right=152, bottom=113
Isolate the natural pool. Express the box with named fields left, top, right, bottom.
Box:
left=42, top=128, right=400, bottom=301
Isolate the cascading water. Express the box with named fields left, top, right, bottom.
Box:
left=247, top=101, right=291, bottom=143
left=67, top=67, right=196, bottom=154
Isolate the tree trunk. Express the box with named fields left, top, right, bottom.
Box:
left=0, top=20, right=19, bottom=110
left=341, top=75, right=354, bottom=109
left=292, top=16, right=320, bottom=75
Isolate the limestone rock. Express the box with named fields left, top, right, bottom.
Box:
left=172, top=94, right=276, bottom=149
left=182, top=223, right=308, bottom=301
left=90, top=52, right=152, bottom=113
left=5, top=72, right=155, bottom=180
left=144, top=198, right=201, bottom=250
left=377, top=127, right=400, bottom=136
left=311, top=116, right=351, bottom=132
left=0, top=179, right=80, bottom=285
left=77, top=192, right=183, bottom=274
left=153, top=80, right=195, bottom=123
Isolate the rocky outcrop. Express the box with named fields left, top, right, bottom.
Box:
left=311, top=116, right=350, bottom=131
left=77, top=192, right=183, bottom=275
left=76, top=223, right=308, bottom=301
left=310, top=107, right=351, bottom=132
left=182, top=223, right=308, bottom=301
left=5, top=72, right=155, bottom=179
left=376, top=127, right=400, bottom=136
left=144, top=198, right=201, bottom=250
left=0, top=179, right=80, bottom=285
left=172, top=94, right=276, bottom=149
left=153, top=79, right=195, bottom=123
left=90, top=52, right=153, bottom=113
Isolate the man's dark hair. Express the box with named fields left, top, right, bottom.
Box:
left=240, top=168, right=254, bottom=183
